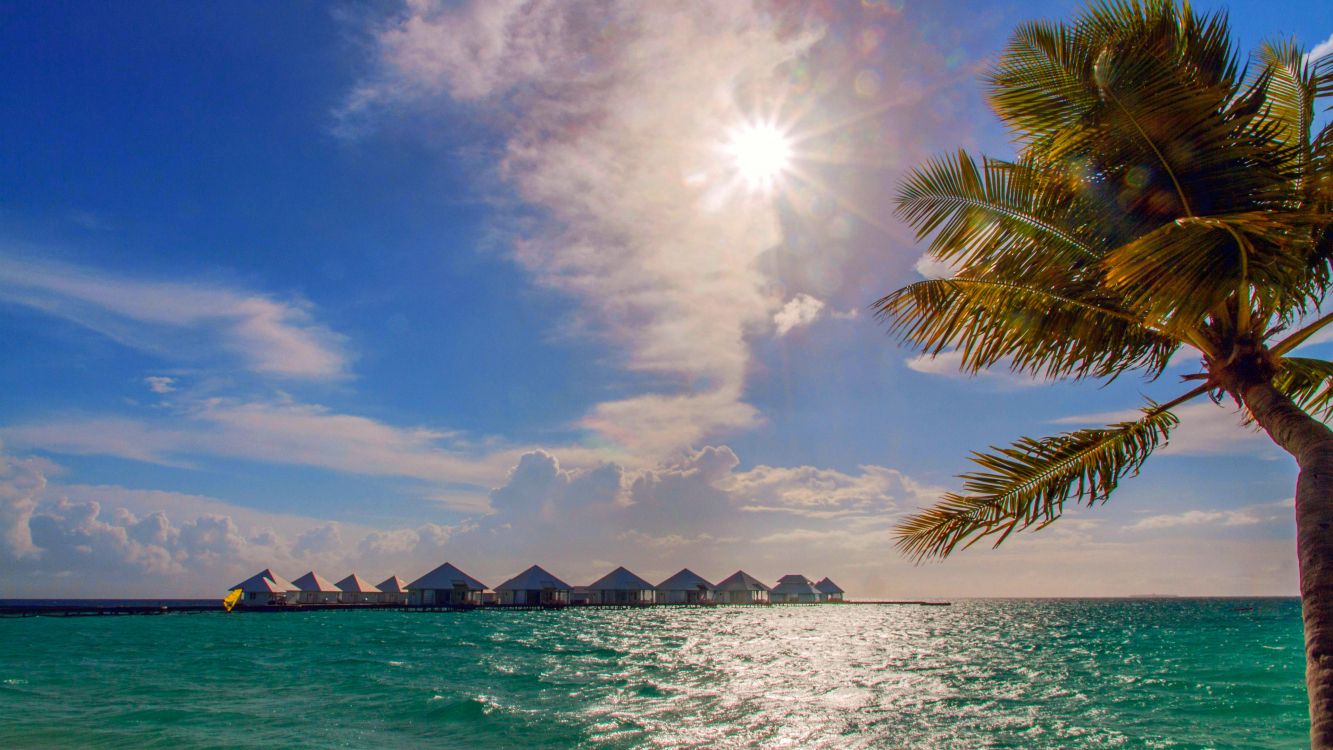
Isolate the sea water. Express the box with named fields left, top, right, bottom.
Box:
left=0, top=599, right=1306, bottom=748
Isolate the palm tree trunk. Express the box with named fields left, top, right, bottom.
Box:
left=1243, top=381, right=1333, bottom=748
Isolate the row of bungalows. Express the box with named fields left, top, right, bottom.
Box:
left=231, top=563, right=845, bottom=608
left=230, top=569, right=412, bottom=607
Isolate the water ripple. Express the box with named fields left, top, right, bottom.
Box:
left=0, top=599, right=1307, bottom=748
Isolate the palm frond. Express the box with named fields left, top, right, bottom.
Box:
left=988, top=20, right=1099, bottom=151
left=874, top=278, right=1179, bottom=380
left=1256, top=39, right=1316, bottom=166
left=895, top=151, right=1105, bottom=273
left=1102, top=211, right=1317, bottom=329
left=894, top=404, right=1181, bottom=561
left=1272, top=357, right=1333, bottom=421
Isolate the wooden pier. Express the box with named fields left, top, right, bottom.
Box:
left=0, top=599, right=948, bottom=618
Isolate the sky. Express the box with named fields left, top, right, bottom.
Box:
left=2, top=0, right=1332, bottom=599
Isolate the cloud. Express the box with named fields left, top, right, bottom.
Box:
left=0, top=254, right=348, bottom=379
left=1125, top=500, right=1292, bottom=531
left=0, top=397, right=518, bottom=497
left=143, top=376, right=176, bottom=394
left=291, top=522, right=343, bottom=560
left=344, top=1, right=826, bottom=459
left=1307, top=32, right=1333, bottom=64
left=1126, top=509, right=1259, bottom=531
left=912, top=252, right=961, bottom=280
left=0, top=444, right=1303, bottom=597
left=0, top=451, right=49, bottom=559
left=905, top=349, right=1043, bottom=388
left=773, top=293, right=826, bottom=336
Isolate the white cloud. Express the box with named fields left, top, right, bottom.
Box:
left=0, top=450, right=49, bottom=559
left=1307, top=32, right=1333, bottom=64
left=1125, top=500, right=1292, bottom=531
left=0, top=445, right=1303, bottom=598
left=344, top=1, right=825, bottom=459
left=0, top=254, right=348, bottom=379
left=912, top=252, right=961, bottom=280
left=773, top=293, right=826, bottom=336
left=905, top=349, right=1043, bottom=388
left=0, top=398, right=519, bottom=497
left=143, top=376, right=176, bottom=394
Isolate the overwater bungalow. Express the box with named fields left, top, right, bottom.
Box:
left=230, top=568, right=299, bottom=607
left=335, top=573, right=381, bottom=604
left=495, top=564, right=571, bottom=606
left=771, top=574, right=820, bottom=603
left=714, top=570, right=771, bottom=604
left=406, top=562, right=487, bottom=606
left=655, top=568, right=715, bottom=604
left=587, top=566, right=657, bottom=604
left=376, top=575, right=409, bottom=604
left=292, top=570, right=341, bottom=604
left=814, top=577, right=845, bottom=602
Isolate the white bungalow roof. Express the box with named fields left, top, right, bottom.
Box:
left=293, top=570, right=341, bottom=592
left=772, top=574, right=820, bottom=595
left=656, top=568, right=715, bottom=592
left=407, top=562, right=486, bottom=591
left=715, top=570, right=771, bottom=592
left=588, top=566, right=655, bottom=591
left=814, top=577, right=844, bottom=594
left=231, top=568, right=299, bottom=592
left=336, top=573, right=381, bottom=593
left=495, top=564, right=571, bottom=591
left=234, top=576, right=286, bottom=593
left=377, top=575, right=408, bottom=594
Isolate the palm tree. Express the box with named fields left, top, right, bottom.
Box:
left=875, top=0, right=1333, bottom=742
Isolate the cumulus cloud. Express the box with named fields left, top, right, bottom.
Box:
left=0, top=445, right=1303, bottom=597
left=344, top=1, right=826, bottom=458
left=291, top=522, right=344, bottom=559
left=773, top=293, right=826, bottom=335
left=0, top=254, right=348, bottom=379
left=0, top=451, right=48, bottom=559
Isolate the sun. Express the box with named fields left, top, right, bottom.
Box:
left=726, top=122, right=792, bottom=189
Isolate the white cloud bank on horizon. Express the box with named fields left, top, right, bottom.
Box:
left=0, top=254, right=349, bottom=379
left=342, top=1, right=834, bottom=459
left=0, top=445, right=1299, bottom=598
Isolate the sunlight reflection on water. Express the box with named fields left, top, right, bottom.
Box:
left=0, top=600, right=1307, bottom=748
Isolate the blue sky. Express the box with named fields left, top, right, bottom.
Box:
left=2, top=0, right=1331, bottom=597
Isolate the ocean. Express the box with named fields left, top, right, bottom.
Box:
left=0, top=599, right=1306, bottom=748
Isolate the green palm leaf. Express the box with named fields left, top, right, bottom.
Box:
left=1257, top=40, right=1316, bottom=167
left=874, top=278, right=1179, bottom=380
left=894, top=405, right=1181, bottom=561
left=1273, top=357, right=1333, bottom=421
left=895, top=151, right=1103, bottom=272
left=1101, top=211, right=1316, bottom=329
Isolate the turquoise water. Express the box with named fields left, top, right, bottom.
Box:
left=0, top=599, right=1307, bottom=748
